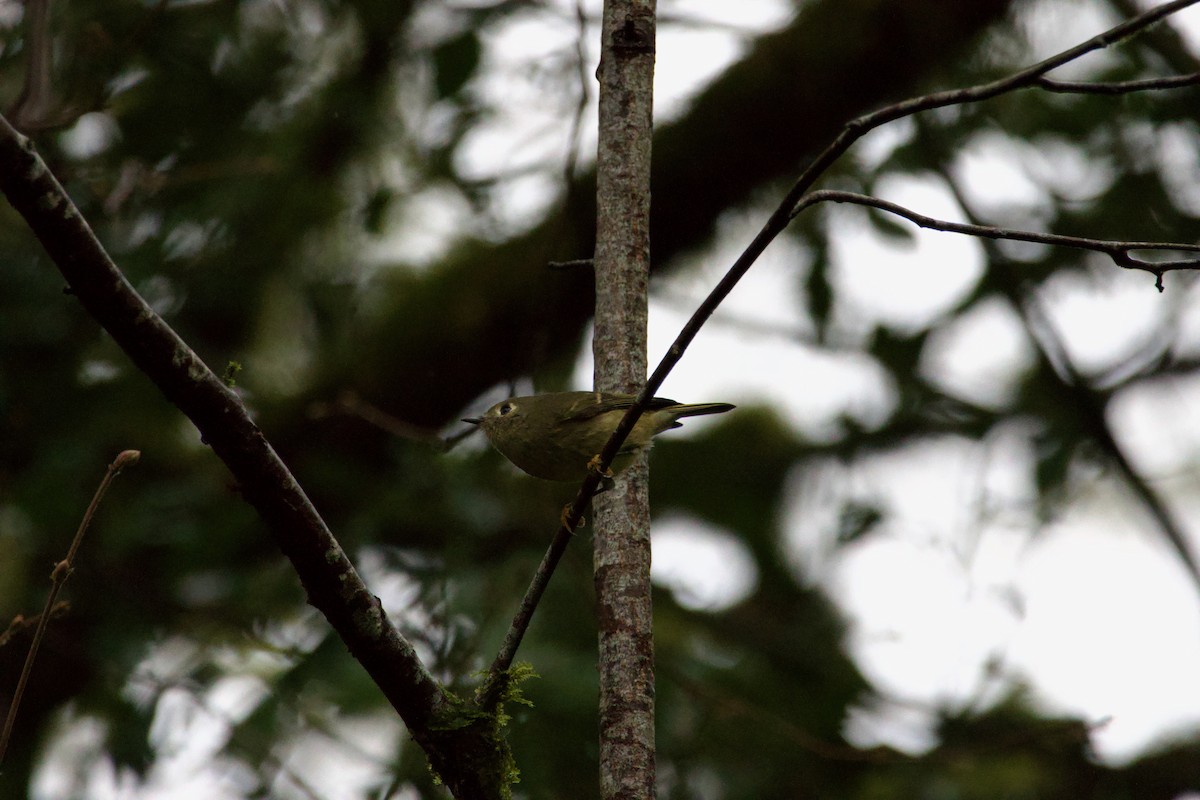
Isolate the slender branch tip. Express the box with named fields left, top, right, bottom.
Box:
left=114, top=450, right=141, bottom=470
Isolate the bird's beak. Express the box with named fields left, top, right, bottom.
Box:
left=462, top=417, right=482, bottom=425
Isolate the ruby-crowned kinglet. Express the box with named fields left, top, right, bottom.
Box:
left=462, top=391, right=735, bottom=481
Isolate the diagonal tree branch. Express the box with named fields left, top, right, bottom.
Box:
left=481, top=0, right=1200, bottom=678
left=0, top=115, right=503, bottom=798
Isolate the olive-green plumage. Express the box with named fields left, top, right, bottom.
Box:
left=463, top=391, right=735, bottom=481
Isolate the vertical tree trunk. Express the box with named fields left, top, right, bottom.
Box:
left=592, top=1, right=657, bottom=797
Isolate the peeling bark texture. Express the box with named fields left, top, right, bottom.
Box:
left=592, top=1, right=657, bottom=798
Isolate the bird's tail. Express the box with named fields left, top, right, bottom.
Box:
left=673, top=402, right=736, bottom=419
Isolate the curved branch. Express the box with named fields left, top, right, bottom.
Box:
left=793, top=189, right=1200, bottom=291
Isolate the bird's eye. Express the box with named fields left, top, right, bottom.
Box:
left=499, top=403, right=514, bottom=416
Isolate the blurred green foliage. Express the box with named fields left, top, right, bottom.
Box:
left=2, top=0, right=1200, bottom=798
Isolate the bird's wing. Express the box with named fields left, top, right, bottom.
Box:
left=563, top=393, right=679, bottom=421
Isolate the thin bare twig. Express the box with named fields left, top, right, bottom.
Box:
left=482, top=517, right=583, bottom=699
left=562, top=0, right=591, bottom=188
left=1036, top=72, right=1200, bottom=93
left=663, top=662, right=1102, bottom=764
left=792, top=189, right=1200, bottom=291
left=788, top=0, right=1200, bottom=198
left=0, top=450, right=139, bottom=767
left=548, top=257, right=595, bottom=270
left=309, top=390, right=469, bottom=451
left=0, top=603, right=69, bottom=649
left=480, top=0, right=1200, bottom=685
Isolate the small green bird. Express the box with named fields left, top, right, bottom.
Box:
left=463, top=391, right=735, bottom=481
